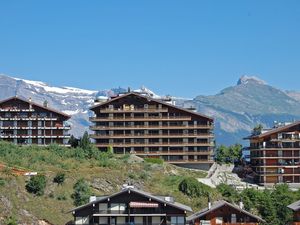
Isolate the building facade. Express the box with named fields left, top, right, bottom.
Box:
left=187, top=200, right=264, bottom=225
left=0, top=96, right=71, bottom=146
left=246, top=121, right=300, bottom=185
left=89, top=92, right=214, bottom=169
left=68, top=186, right=192, bottom=225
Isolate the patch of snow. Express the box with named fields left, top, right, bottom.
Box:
left=62, top=109, right=80, bottom=115
left=13, top=77, right=98, bottom=95
left=134, top=86, right=161, bottom=99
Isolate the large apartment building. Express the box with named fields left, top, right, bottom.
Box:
left=0, top=96, right=71, bottom=146
left=89, top=92, right=214, bottom=169
left=246, top=121, right=300, bottom=185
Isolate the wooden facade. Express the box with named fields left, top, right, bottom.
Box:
left=89, top=92, right=214, bottom=169
left=187, top=200, right=264, bottom=225
left=69, top=186, right=192, bottom=225
left=246, top=121, right=300, bottom=185
left=0, top=96, right=71, bottom=146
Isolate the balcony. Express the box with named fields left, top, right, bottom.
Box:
left=89, top=116, right=192, bottom=122
left=132, top=150, right=212, bottom=156
left=95, top=142, right=213, bottom=148
left=99, top=107, right=169, bottom=113
left=90, top=133, right=213, bottom=139
left=90, top=125, right=213, bottom=130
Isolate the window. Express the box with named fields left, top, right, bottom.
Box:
left=170, top=216, right=185, bottom=225
left=99, top=203, right=107, bottom=213
left=110, top=203, right=126, bottom=213
left=231, top=214, right=237, bottom=223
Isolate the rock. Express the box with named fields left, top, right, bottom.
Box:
left=90, top=178, right=115, bottom=192
left=0, top=195, right=12, bottom=213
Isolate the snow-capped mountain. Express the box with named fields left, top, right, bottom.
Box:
left=1, top=73, right=300, bottom=145
left=0, top=74, right=165, bottom=137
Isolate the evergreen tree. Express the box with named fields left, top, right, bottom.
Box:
left=71, top=178, right=91, bottom=206
left=79, top=131, right=91, bottom=149
left=69, top=135, right=79, bottom=148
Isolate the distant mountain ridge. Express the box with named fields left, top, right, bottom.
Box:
left=183, top=75, right=300, bottom=144
left=1, top=74, right=300, bottom=145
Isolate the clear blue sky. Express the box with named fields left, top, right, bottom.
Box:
left=0, top=1, right=299, bottom=97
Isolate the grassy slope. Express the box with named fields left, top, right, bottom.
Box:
left=0, top=142, right=218, bottom=225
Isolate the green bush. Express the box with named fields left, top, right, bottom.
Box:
left=0, top=178, right=5, bottom=187
left=178, top=177, right=209, bottom=197
left=25, top=175, right=47, bottom=196
left=71, top=178, right=91, bottom=206
left=56, top=193, right=67, bottom=201
left=144, top=157, right=164, bottom=164
left=5, top=216, right=17, bottom=225
left=53, top=172, right=65, bottom=185
left=216, top=183, right=239, bottom=203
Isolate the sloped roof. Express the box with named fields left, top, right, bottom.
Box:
left=0, top=96, right=71, bottom=118
left=247, top=121, right=300, bottom=140
left=288, top=200, right=300, bottom=211
left=90, top=92, right=213, bottom=121
left=187, top=200, right=264, bottom=222
left=68, top=187, right=192, bottom=213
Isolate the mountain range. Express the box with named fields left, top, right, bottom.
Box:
left=1, top=74, right=300, bottom=145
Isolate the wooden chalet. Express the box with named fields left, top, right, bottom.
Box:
left=288, top=200, right=300, bottom=225
left=187, top=200, right=264, bottom=225
left=68, top=185, right=192, bottom=225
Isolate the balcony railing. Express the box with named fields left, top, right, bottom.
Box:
left=95, top=142, right=213, bottom=147
left=90, top=133, right=213, bottom=139
left=89, top=116, right=192, bottom=122
left=90, top=125, right=213, bottom=130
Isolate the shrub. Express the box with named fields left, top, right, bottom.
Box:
left=53, top=172, right=65, bottom=185
left=144, top=158, right=164, bottom=164
left=5, top=216, right=17, bottom=225
left=139, top=171, right=148, bottom=180
left=178, top=177, right=209, bottom=197
left=71, top=178, right=91, bottom=206
left=0, top=178, right=5, bottom=187
left=57, top=193, right=67, bottom=201
left=25, top=175, right=47, bottom=196
left=217, top=183, right=239, bottom=203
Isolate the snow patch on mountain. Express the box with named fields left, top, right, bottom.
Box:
left=14, top=77, right=97, bottom=95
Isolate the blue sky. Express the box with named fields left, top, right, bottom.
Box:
left=0, top=1, right=299, bottom=97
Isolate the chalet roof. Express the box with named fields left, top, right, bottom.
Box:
left=0, top=96, right=71, bottom=118
left=90, top=92, right=213, bottom=121
left=288, top=200, right=300, bottom=211
left=246, top=121, right=300, bottom=140
left=68, top=187, right=193, bottom=213
left=187, top=200, right=264, bottom=222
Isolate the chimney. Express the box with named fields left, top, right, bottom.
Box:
left=89, top=196, right=97, bottom=202
left=239, top=198, right=244, bottom=209
left=43, top=100, right=48, bottom=108
left=208, top=195, right=211, bottom=210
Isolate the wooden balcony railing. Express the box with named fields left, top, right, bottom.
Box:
left=90, top=125, right=213, bottom=130
left=95, top=142, right=213, bottom=147
left=90, top=133, right=213, bottom=139
left=89, top=116, right=192, bottom=122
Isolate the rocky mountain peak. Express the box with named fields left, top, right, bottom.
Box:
left=237, top=75, right=267, bottom=86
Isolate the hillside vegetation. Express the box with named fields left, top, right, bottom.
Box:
left=1, top=141, right=300, bottom=225
left=0, top=141, right=211, bottom=225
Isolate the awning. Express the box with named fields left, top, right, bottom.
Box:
left=129, top=202, right=159, bottom=208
